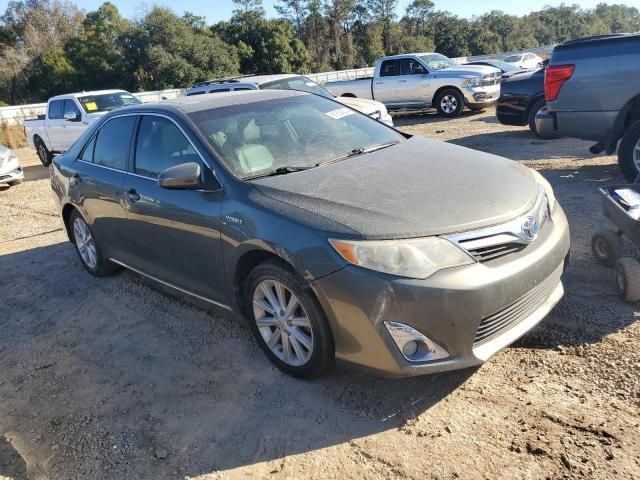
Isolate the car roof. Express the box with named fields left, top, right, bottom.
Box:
left=49, top=90, right=130, bottom=101
left=188, top=73, right=305, bottom=90
left=378, top=52, right=436, bottom=61
left=123, top=89, right=307, bottom=115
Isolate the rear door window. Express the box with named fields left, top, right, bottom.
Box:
left=380, top=60, right=398, bottom=77
left=92, top=116, right=136, bottom=170
left=48, top=100, right=64, bottom=119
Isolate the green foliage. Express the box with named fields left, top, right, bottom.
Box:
left=0, top=0, right=639, bottom=103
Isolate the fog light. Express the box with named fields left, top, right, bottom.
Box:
left=402, top=340, right=418, bottom=357
left=384, top=321, right=449, bottom=363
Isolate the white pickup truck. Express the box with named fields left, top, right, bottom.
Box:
left=325, top=53, right=501, bottom=117
left=25, top=90, right=141, bottom=166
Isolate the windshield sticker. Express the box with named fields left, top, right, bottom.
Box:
left=84, top=101, right=99, bottom=112
left=325, top=107, right=354, bottom=120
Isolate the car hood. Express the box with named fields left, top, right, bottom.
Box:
left=502, top=68, right=542, bottom=83
left=251, top=137, right=539, bottom=239
left=439, top=65, right=501, bottom=76
left=337, top=96, right=387, bottom=114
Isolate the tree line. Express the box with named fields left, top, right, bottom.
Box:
left=0, top=0, right=638, bottom=105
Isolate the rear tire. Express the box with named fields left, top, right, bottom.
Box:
left=615, top=257, right=640, bottom=302
left=34, top=137, right=53, bottom=166
left=618, top=121, right=640, bottom=182
left=528, top=98, right=559, bottom=139
left=69, top=210, right=119, bottom=277
left=435, top=89, right=464, bottom=117
left=244, top=259, right=334, bottom=378
left=591, top=229, right=622, bottom=267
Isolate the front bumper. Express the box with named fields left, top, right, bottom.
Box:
left=0, top=166, right=24, bottom=185
left=312, top=205, right=570, bottom=377
left=463, top=84, right=501, bottom=108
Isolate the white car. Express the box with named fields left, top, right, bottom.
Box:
left=503, top=53, right=544, bottom=70
left=24, top=90, right=142, bottom=166
left=185, top=74, right=395, bottom=127
left=0, top=146, right=24, bottom=187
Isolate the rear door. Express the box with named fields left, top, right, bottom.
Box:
left=122, top=114, right=227, bottom=304
left=70, top=115, right=136, bottom=261
left=373, top=60, right=398, bottom=105
left=397, top=58, right=430, bottom=107
left=46, top=100, right=66, bottom=151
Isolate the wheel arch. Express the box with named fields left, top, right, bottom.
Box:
left=609, top=94, right=640, bottom=153
left=431, top=85, right=464, bottom=108
left=61, top=203, right=78, bottom=242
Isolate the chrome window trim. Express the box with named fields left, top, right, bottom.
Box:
left=109, top=258, right=232, bottom=312
left=76, top=158, right=126, bottom=174
left=445, top=186, right=549, bottom=250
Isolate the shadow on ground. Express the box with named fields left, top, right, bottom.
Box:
left=0, top=435, right=27, bottom=480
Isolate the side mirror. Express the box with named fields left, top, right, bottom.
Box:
left=157, top=162, right=201, bottom=189
left=64, top=111, right=78, bottom=121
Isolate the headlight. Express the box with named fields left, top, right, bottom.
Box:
left=329, top=237, right=475, bottom=279
left=461, top=76, right=481, bottom=88
left=530, top=169, right=556, bottom=211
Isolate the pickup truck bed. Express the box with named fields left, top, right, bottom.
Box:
left=536, top=34, right=640, bottom=180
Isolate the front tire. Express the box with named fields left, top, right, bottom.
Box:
left=69, top=210, right=119, bottom=277
left=618, top=121, right=640, bottom=182
left=435, top=89, right=464, bottom=117
left=528, top=98, right=559, bottom=139
left=245, top=259, right=334, bottom=378
left=34, top=137, right=53, bottom=166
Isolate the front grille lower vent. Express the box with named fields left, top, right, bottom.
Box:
left=463, top=242, right=527, bottom=262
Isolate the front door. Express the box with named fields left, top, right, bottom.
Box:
left=58, top=99, right=86, bottom=152
left=397, top=58, right=431, bottom=107
left=123, top=115, right=227, bottom=304
left=373, top=59, right=398, bottom=106
left=70, top=115, right=136, bottom=260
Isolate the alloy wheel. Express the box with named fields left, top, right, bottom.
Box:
left=633, top=137, right=640, bottom=172
left=440, top=95, right=458, bottom=114
left=73, top=217, right=97, bottom=269
left=252, top=279, right=314, bottom=366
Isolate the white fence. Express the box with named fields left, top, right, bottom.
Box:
left=0, top=45, right=555, bottom=126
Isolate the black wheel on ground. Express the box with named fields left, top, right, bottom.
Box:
left=618, top=120, right=640, bottom=182
left=615, top=257, right=640, bottom=302
left=528, top=98, right=559, bottom=139
left=245, top=259, right=334, bottom=378
left=34, top=137, right=53, bottom=166
left=435, top=89, right=464, bottom=117
left=69, top=209, right=119, bottom=277
left=7, top=179, right=23, bottom=186
left=591, top=229, right=623, bottom=267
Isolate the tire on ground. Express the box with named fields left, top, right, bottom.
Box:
left=435, top=89, right=464, bottom=117
left=618, top=120, right=640, bottom=182
left=34, top=136, right=53, bottom=167
left=615, top=257, right=640, bottom=302
left=69, top=209, right=119, bottom=277
left=528, top=98, right=559, bottom=139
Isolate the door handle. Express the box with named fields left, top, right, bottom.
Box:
left=127, top=188, right=141, bottom=202
left=375, top=82, right=383, bottom=85
left=399, top=80, right=407, bottom=83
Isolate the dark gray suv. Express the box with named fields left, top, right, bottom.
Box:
left=51, top=90, right=570, bottom=378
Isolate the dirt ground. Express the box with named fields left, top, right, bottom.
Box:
left=0, top=108, right=638, bottom=480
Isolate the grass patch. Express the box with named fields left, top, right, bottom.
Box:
left=0, top=122, right=27, bottom=149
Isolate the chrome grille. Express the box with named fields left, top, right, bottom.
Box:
left=474, top=264, right=563, bottom=345
left=481, top=72, right=500, bottom=86
left=461, top=240, right=527, bottom=262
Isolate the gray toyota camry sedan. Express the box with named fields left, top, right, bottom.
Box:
left=50, top=90, right=570, bottom=378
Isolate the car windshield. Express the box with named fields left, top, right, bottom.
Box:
left=190, top=94, right=404, bottom=179
left=503, top=55, right=522, bottom=63
left=418, top=53, right=457, bottom=70
left=488, top=60, right=520, bottom=72
left=260, top=76, right=334, bottom=99
left=77, top=92, right=142, bottom=113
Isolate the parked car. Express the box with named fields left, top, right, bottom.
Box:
left=185, top=74, right=394, bottom=127
left=503, top=52, right=544, bottom=69
left=464, top=59, right=525, bottom=79
left=0, top=146, right=24, bottom=187
left=325, top=53, right=501, bottom=117
left=50, top=90, right=570, bottom=378
left=496, top=67, right=557, bottom=139
left=25, top=90, right=142, bottom=166
left=536, top=34, right=640, bottom=181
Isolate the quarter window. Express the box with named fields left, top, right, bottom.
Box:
left=380, top=60, right=398, bottom=77
left=91, top=116, right=136, bottom=170
left=48, top=100, right=64, bottom=119
left=134, top=116, right=198, bottom=179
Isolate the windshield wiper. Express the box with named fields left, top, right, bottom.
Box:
left=319, top=141, right=401, bottom=166
left=243, top=165, right=314, bottom=180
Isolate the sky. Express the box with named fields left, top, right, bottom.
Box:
left=1, top=0, right=639, bottom=23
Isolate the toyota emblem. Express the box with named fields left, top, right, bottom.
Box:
left=522, top=215, right=540, bottom=241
